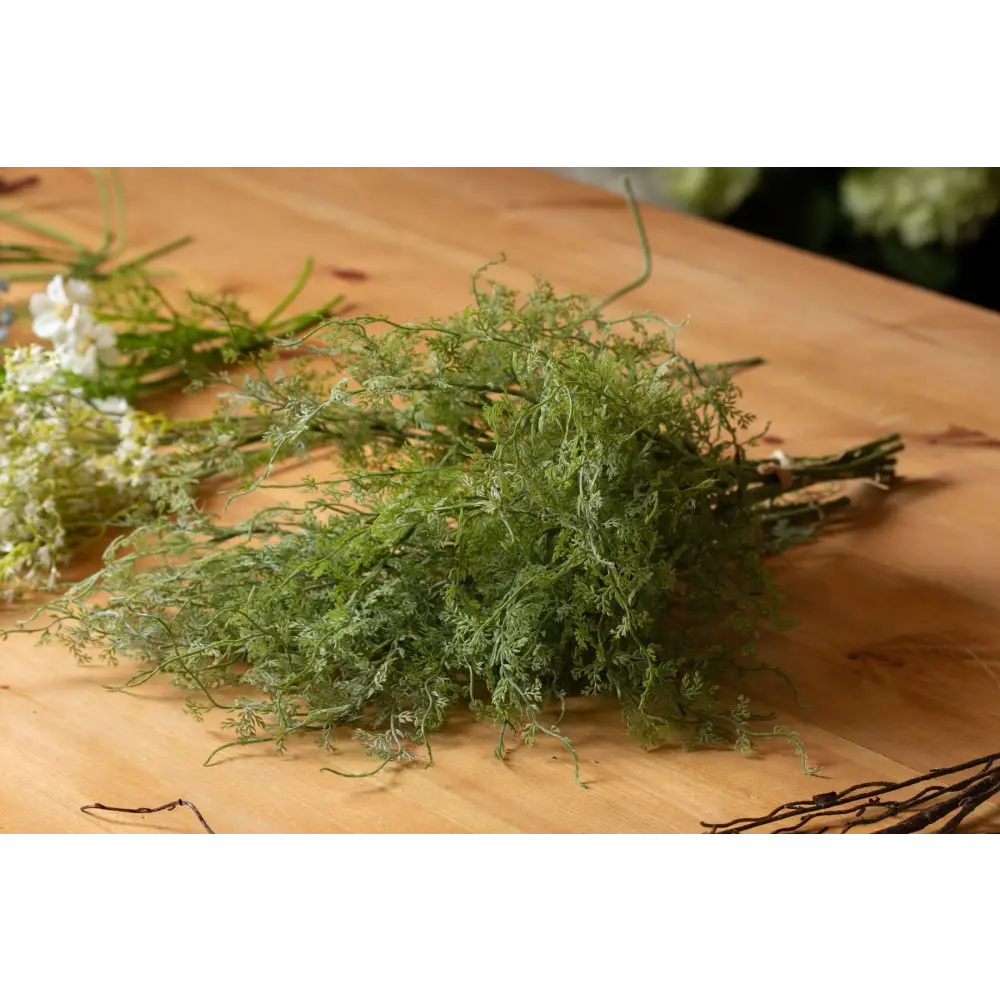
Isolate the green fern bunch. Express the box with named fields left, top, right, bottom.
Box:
left=24, top=233, right=902, bottom=780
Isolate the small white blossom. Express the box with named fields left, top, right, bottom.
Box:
left=90, top=396, right=128, bottom=416
left=29, top=276, right=95, bottom=344
left=27, top=276, right=118, bottom=381
left=53, top=310, right=118, bottom=379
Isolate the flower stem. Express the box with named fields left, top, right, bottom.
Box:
left=116, top=235, right=195, bottom=273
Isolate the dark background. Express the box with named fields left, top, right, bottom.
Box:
left=721, top=167, right=1000, bottom=313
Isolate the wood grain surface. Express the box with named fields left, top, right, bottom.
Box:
left=2, top=167, right=999, bottom=833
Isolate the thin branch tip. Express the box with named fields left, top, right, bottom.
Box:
left=80, top=798, right=216, bottom=833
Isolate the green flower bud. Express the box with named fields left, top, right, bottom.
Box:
left=840, top=167, right=1000, bottom=248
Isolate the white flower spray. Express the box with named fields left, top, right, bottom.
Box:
left=0, top=345, right=164, bottom=601
left=0, top=255, right=348, bottom=599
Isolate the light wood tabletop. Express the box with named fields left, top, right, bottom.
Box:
left=2, top=167, right=1000, bottom=833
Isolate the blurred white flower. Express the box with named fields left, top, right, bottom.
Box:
left=29, top=276, right=95, bottom=344
left=54, top=311, right=118, bottom=379
left=90, top=396, right=128, bottom=416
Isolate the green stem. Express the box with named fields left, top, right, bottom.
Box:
left=270, top=294, right=346, bottom=335
left=588, top=177, right=652, bottom=316
left=109, top=168, right=129, bottom=257
left=261, top=258, right=314, bottom=328
left=92, top=168, right=114, bottom=256
left=0, top=211, right=86, bottom=251
left=117, top=235, right=194, bottom=272
left=704, top=356, right=765, bottom=373
left=0, top=269, right=72, bottom=283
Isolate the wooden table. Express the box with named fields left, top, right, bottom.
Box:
left=3, top=168, right=1000, bottom=833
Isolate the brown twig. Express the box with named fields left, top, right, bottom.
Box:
left=80, top=798, right=216, bottom=834
left=701, top=749, right=1000, bottom=833
left=0, top=174, right=40, bottom=196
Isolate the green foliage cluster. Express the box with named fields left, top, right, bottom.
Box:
left=840, top=167, right=1000, bottom=249
left=664, top=167, right=762, bottom=219
left=25, top=218, right=903, bottom=779
left=80, top=258, right=343, bottom=402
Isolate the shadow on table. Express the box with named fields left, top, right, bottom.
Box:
left=760, top=543, right=1000, bottom=775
